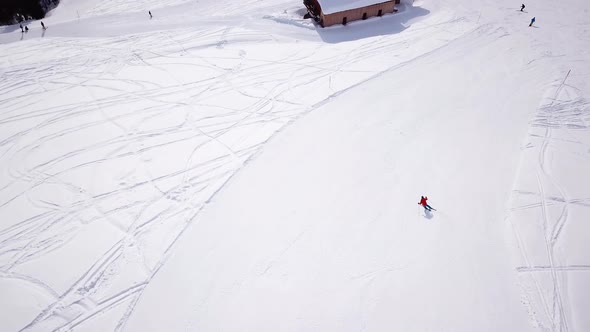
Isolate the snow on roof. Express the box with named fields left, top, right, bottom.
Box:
left=317, top=0, right=393, bottom=15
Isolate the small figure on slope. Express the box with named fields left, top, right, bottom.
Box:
left=418, top=196, right=435, bottom=212
left=41, top=21, right=46, bottom=30
left=20, top=24, right=24, bottom=33
left=25, top=26, right=29, bottom=32
left=529, top=17, right=535, bottom=27
left=521, top=4, right=525, bottom=12
left=149, top=11, right=153, bottom=19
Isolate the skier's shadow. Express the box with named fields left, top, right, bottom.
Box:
left=423, top=210, right=434, bottom=220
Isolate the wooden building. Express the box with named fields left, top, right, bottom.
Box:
left=304, top=0, right=398, bottom=27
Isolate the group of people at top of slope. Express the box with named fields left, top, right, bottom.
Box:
left=521, top=4, right=536, bottom=27
left=19, top=21, right=45, bottom=33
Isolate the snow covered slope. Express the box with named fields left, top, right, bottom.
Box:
left=0, top=0, right=588, bottom=331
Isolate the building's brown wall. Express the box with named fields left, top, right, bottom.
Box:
left=320, top=1, right=395, bottom=27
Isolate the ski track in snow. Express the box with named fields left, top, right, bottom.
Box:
left=0, top=5, right=476, bottom=331
left=508, top=68, right=590, bottom=332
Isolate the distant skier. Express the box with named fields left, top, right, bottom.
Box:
left=418, top=196, right=435, bottom=212
left=529, top=17, right=535, bottom=27
left=20, top=24, right=24, bottom=33
left=520, top=4, right=525, bottom=12
left=25, top=26, right=29, bottom=32
left=149, top=11, right=152, bottom=19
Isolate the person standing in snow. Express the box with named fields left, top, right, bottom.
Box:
left=25, top=26, right=29, bottom=32
left=521, top=4, right=525, bottom=12
left=418, top=196, right=435, bottom=212
left=529, top=17, right=535, bottom=27
left=41, top=21, right=46, bottom=29
left=20, top=24, right=24, bottom=33
left=149, top=11, right=152, bottom=19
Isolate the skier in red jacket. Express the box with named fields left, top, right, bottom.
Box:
left=419, top=196, right=435, bottom=211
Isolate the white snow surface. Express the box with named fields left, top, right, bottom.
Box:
left=0, top=0, right=589, bottom=331
left=316, top=0, right=395, bottom=15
